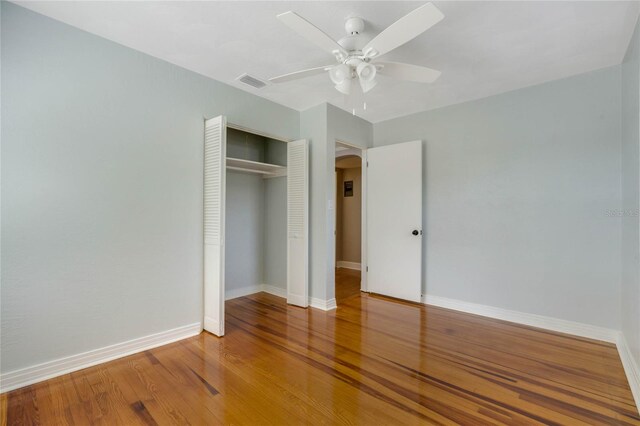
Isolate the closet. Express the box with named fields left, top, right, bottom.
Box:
left=203, top=116, right=308, bottom=337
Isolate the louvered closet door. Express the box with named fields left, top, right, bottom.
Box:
left=203, top=116, right=226, bottom=336
left=287, top=139, right=309, bottom=307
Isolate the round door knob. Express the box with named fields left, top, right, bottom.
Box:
left=412, top=230, right=419, bottom=236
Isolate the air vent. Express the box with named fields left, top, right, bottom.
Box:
left=236, top=73, right=268, bottom=89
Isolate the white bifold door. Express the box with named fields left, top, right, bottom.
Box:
left=367, top=140, right=423, bottom=303
left=287, top=139, right=309, bottom=307
left=203, top=116, right=226, bottom=336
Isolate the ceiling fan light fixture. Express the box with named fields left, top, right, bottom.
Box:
left=359, top=78, right=377, bottom=94
left=356, top=62, right=377, bottom=93
left=329, top=64, right=351, bottom=85
left=356, top=62, right=376, bottom=82
left=335, top=79, right=352, bottom=95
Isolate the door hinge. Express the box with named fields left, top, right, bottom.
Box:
left=366, top=266, right=369, bottom=272
left=366, top=161, right=369, bottom=167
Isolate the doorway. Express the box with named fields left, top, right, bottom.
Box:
left=332, top=139, right=423, bottom=307
left=335, top=142, right=364, bottom=303
left=203, top=116, right=308, bottom=337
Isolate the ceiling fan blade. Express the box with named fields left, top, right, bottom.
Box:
left=376, top=61, right=441, bottom=83
left=363, top=3, right=444, bottom=59
left=277, top=11, right=347, bottom=58
left=269, top=66, right=331, bottom=83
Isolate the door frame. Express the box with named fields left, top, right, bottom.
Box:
left=334, top=139, right=368, bottom=294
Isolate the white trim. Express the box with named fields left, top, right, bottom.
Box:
left=335, top=148, right=362, bottom=159
left=423, top=294, right=619, bottom=343
left=360, top=150, right=368, bottom=292
left=336, top=261, right=361, bottom=271
left=203, top=316, right=222, bottom=336
left=231, top=284, right=337, bottom=312
left=225, top=284, right=263, bottom=300
left=326, top=298, right=338, bottom=311
left=335, top=139, right=364, bottom=151
left=261, top=283, right=287, bottom=298
left=617, top=333, right=640, bottom=413
left=0, top=323, right=201, bottom=394
left=309, top=297, right=337, bottom=311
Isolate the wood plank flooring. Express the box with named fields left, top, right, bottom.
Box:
left=3, top=291, right=639, bottom=425
left=335, top=267, right=361, bottom=302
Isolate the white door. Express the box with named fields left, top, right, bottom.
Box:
left=367, top=140, right=422, bottom=302
left=203, top=116, right=226, bottom=335
left=287, top=139, right=309, bottom=307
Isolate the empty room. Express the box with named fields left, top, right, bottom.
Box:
left=2, top=1, right=640, bottom=424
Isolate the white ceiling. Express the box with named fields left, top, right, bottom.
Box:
left=15, top=1, right=640, bottom=123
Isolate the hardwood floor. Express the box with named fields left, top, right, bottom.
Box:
left=335, top=267, right=361, bottom=302
left=3, top=292, right=639, bottom=425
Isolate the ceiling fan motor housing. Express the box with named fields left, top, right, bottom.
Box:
left=345, top=17, right=364, bottom=35
left=338, top=17, right=369, bottom=55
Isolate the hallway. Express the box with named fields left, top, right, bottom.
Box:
left=335, top=268, right=361, bottom=303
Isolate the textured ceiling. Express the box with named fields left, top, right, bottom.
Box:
left=14, top=1, right=640, bottom=123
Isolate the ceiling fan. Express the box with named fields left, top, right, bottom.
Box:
left=269, top=3, right=444, bottom=96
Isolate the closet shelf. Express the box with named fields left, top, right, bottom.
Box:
left=226, top=157, right=287, bottom=178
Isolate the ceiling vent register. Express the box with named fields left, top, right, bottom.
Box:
left=236, top=73, right=268, bottom=89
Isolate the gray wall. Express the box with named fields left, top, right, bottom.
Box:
left=264, top=177, right=287, bottom=289
left=264, top=139, right=288, bottom=290
left=1, top=3, right=299, bottom=373
left=225, top=171, right=264, bottom=292
left=227, top=128, right=266, bottom=162
left=374, top=66, right=623, bottom=329
left=622, top=16, right=640, bottom=367
left=300, top=104, right=328, bottom=300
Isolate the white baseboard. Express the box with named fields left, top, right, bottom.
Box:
left=423, top=294, right=619, bottom=343
left=225, top=283, right=287, bottom=300
left=309, top=297, right=337, bottom=311
left=0, top=322, right=201, bottom=394
left=337, top=261, right=361, bottom=271
left=226, top=284, right=263, bottom=300
left=617, top=333, right=640, bottom=413
left=326, top=298, right=338, bottom=311
left=232, top=284, right=336, bottom=312
left=261, top=283, right=287, bottom=298
left=203, top=315, right=223, bottom=336
left=262, top=285, right=336, bottom=311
